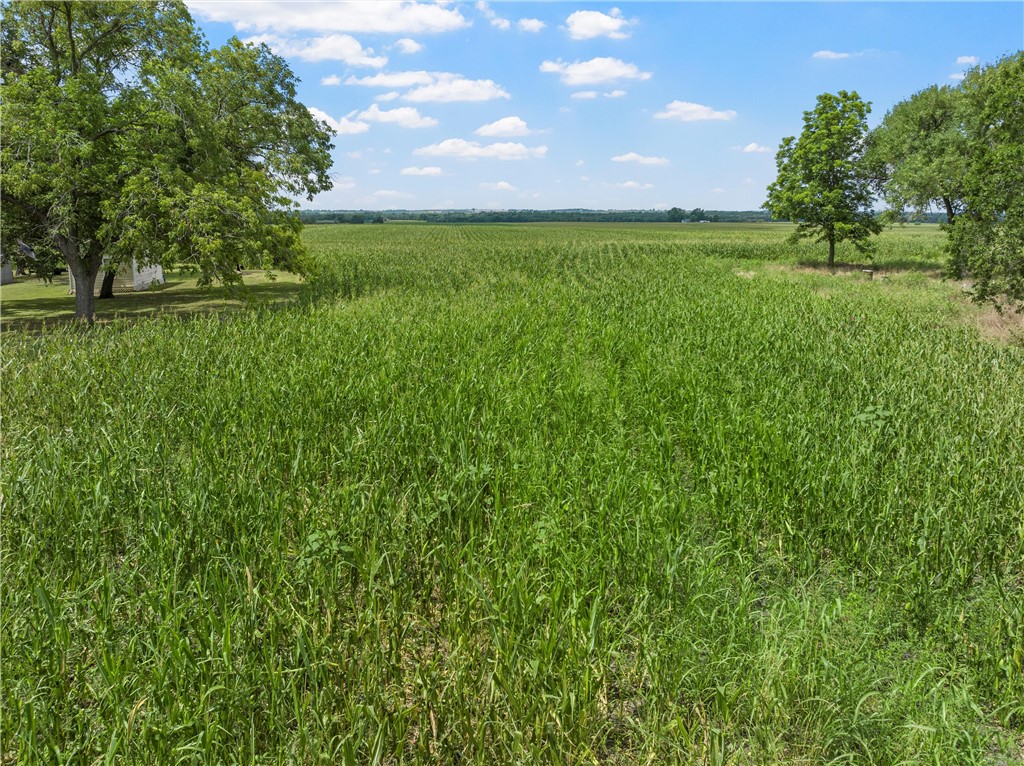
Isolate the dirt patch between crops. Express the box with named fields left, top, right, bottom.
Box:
left=965, top=300, right=1024, bottom=345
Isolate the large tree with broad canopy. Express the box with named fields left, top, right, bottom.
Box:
left=0, top=1, right=335, bottom=321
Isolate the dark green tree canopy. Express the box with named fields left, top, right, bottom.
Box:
left=865, top=85, right=968, bottom=223
left=0, top=0, right=335, bottom=320
left=764, top=90, right=882, bottom=266
left=946, top=52, right=1024, bottom=307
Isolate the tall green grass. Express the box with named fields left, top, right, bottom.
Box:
left=3, top=223, right=1022, bottom=764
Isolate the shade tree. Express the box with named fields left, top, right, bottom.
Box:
left=0, top=1, right=334, bottom=321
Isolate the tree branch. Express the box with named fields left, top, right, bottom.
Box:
left=2, top=192, right=50, bottom=225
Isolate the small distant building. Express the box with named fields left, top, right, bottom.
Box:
left=69, top=258, right=164, bottom=295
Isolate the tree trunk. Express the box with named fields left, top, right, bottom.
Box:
left=943, top=197, right=956, bottom=225
left=828, top=238, right=836, bottom=268
left=57, top=232, right=102, bottom=323
left=70, top=262, right=99, bottom=322
left=98, top=270, right=116, bottom=299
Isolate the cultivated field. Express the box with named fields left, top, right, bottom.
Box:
left=3, top=223, right=1023, bottom=764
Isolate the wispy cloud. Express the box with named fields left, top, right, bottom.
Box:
left=321, top=74, right=342, bottom=86
left=401, top=166, right=443, bottom=176
left=347, top=71, right=435, bottom=88
left=612, top=181, right=654, bottom=190
left=565, top=8, right=633, bottom=40
left=481, top=181, right=517, bottom=191
left=477, top=1, right=510, bottom=31
left=956, top=55, right=979, bottom=65
left=737, top=143, right=771, bottom=153
left=612, top=152, right=669, bottom=165
left=812, top=50, right=851, bottom=60
left=572, top=89, right=627, bottom=99
left=540, top=57, right=652, bottom=86
left=414, top=138, right=547, bottom=160
left=655, top=101, right=737, bottom=122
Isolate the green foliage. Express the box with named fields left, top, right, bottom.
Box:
left=765, top=91, right=882, bottom=265
left=0, top=1, right=333, bottom=318
left=3, top=224, right=1022, bottom=763
left=947, top=52, right=1024, bottom=308
left=866, top=85, right=968, bottom=222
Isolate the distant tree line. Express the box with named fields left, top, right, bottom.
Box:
left=297, top=208, right=777, bottom=225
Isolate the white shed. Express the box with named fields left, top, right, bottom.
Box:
left=69, top=258, right=164, bottom=295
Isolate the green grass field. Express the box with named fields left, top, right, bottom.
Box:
left=0, top=269, right=303, bottom=332
left=3, top=223, right=1023, bottom=764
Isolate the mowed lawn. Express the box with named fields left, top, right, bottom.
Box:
left=0, top=269, right=303, bottom=331
left=3, top=223, right=1023, bottom=764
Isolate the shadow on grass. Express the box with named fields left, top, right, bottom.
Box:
left=1, top=272, right=304, bottom=332
left=795, top=258, right=945, bottom=275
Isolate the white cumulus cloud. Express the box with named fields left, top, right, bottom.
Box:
left=404, top=75, right=510, bottom=103
left=308, top=107, right=370, bottom=134
left=246, top=34, right=387, bottom=66
left=346, top=71, right=510, bottom=102
left=321, top=74, right=342, bottom=86
left=740, top=143, right=771, bottom=153
left=188, top=1, right=470, bottom=35
left=518, top=18, right=546, bottom=33
left=414, top=138, right=547, bottom=160
left=359, top=103, right=438, bottom=128
left=605, top=89, right=627, bottom=98
left=655, top=100, right=737, bottom=122
left=956, top=55, right=979, bottom=65
left=949, top=72, right=966, bottom=81
left=614, top=181, right=654, bottom=190
left=401, top=166, right=443, bottom=176
left=565, top=8, right=633, bottom=40
left=476, top=116, right=532, bottom=137
left=540, top=57, right=652, bottom=86
left=612, top=152, right=669, bottom=165
left=571, top=91, right=599, bottom=99
left=482, top=181, right=517, bottom=191
left=394, top=38, right=423, bottom=54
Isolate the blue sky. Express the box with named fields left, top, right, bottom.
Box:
left=187, top=1, right=1023, bottom=211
